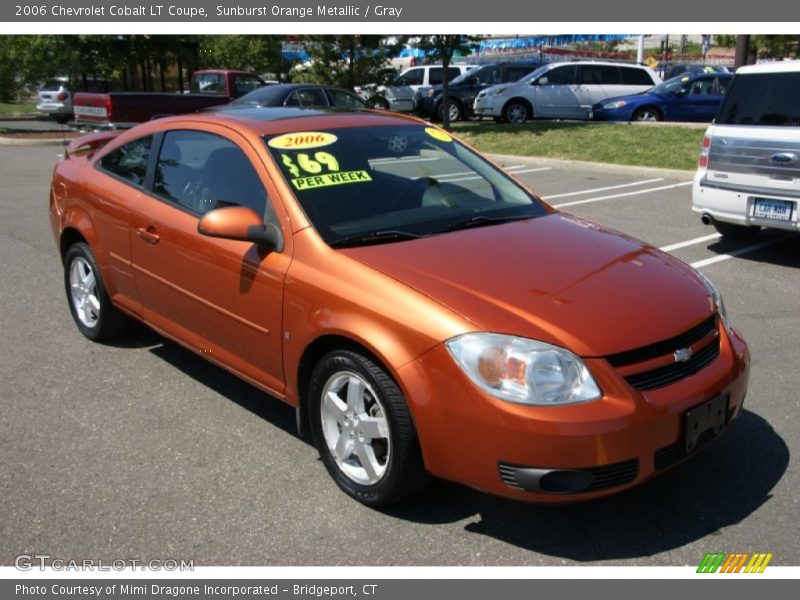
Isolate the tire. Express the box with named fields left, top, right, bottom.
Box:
left=308, top=349, right=427, bottom=506
left=437, top=100, right=462, bottom=122
left=502, top=100, right=531, bottom=124
left=63, top=242, right=127, bottom=342
left=631, top=107, right=661, bottom=122
left=54, top=115, right=70, bottom=124
left=712, top=220, right=761, bottom=240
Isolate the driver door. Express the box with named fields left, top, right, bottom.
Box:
left=129, top=126, right=290, bottom=394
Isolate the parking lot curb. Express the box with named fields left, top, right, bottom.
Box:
left=0, top=136, right=68, bottom=146
left=488, top=153, right=695, bottom=180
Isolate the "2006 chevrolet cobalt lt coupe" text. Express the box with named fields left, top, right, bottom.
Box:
left=50, top=108, right=749, bottom=506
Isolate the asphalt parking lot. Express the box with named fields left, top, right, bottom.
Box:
left=1, top=143, right=798, bottom=567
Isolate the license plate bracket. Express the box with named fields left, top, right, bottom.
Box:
left=684, top=394, right=728, bottom=453
left=753, top=197, right=793, bottom=221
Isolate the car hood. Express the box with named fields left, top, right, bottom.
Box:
left=594, top=91, right=658, bottom=109
left=340, top=213, right=713, bottom=357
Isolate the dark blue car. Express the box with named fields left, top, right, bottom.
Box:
left=591, top=72, right=733, bottom=122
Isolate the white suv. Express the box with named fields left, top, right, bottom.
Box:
left=474, top=60, right=660, bottom=122
left=693, top=61, right=800, bottom=238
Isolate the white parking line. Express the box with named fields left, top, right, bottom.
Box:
left=371, top=157, right=440, bottom=165
left=438, top=166, right=552, bottom=184
left=659, top=233, right=721, bottom=252
left=552, top=181, right=693, bottom=208
left=543, top=178, right=664, bottom=200
left=690, top=234, right=795, bottom=268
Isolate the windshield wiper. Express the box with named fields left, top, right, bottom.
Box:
left=329, top=230, right=423, bottom=248
left=434, top=214, right=532, bottom=234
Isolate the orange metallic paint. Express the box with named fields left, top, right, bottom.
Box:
left=50, top=110, right=750, bottom=502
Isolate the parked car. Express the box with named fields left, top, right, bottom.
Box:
left=664, top=63, right=730, bottom=80
left=221, top=83, right=366, bottom=110
left=591, top=72, right=733, bottom=122
left=362, top=64, right=476, bottom=113
left=693, top=61, right=800, bottom=238
left=37, top=77, right=118, bottom=123
left=474, top=60, right=661, bottom=123
left=415, top=61, right=544, bottom=122
left=72, top=70, right=266, bottom=129
left=51, top=108, right=749, bottom=507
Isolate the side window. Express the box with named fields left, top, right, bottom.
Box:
left=446, top=67, right=462, bottom=81
left=294, top=88, right=329, bottom=107
left=394, top=68, right=424, bottom=86
left=544, top=65, right=577, bottom=85
left=476, top=67, right=501, bottom=85
left=619, top=67, right=656, bottom=86
left=687, top=77, right=714, bottom=96
left=153, top=130, right=269, bottom=219
left=233, top=75, right=263, bottom=98
left=428, top=68, right=444, bottom=85
left=578, top=66, right=606, bottom=85
left=503, top=67, right=533, bottom=82
left=599, top=66, right=621, bottom=85
left=192, top=73, right=225, bottom=94
left=99, top=136, right=153, bottom=187
left=326, top=89, right=366, bottom=109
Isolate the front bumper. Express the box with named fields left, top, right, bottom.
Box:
left=473, top=95, right=502, bottom=118
left=590, top=106, right=633, bottom=122
left=397, top=321, right=749, bottom=502
left=37, top=102, right=71, bottom=116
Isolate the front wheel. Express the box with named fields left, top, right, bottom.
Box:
left=308, top=349, right=427, bottom=506
left=63, top=242, right=127, bottom=342
left=438, top=100, right=462, bottom=122
left=502, top=101, right=531, bottom=124
left=632, top=107, right=661, bottom=122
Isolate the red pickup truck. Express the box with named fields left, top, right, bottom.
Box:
left=72, top=70, right=265, bottom=129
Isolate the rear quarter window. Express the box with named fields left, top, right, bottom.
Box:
left=717, top=72, right=800, bottom=126
left=619, top=67, right=656, bottom=85
left=98, top=136, right=153, bottom=188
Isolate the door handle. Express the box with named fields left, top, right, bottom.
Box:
left=136, top=226, right=160, bottom=244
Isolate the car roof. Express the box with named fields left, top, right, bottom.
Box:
left=736, top=60, right=800, bottom=75
left=158, top=107, right=426, bottom=136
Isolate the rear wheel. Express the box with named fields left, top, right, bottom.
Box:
left=308, top=349, right=427, bottom=506
left=502, top=100, right=531, bottom=124
left=63, top=243, right=127, bottom=342
left=712, top=221, right=761, bottom=240
left=632, top=107, right=661, bottom=122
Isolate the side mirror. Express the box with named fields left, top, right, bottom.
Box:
left=534, top=76, right=548, bottom=86
left=197, top=206, right=283, bottom=252
left=674, top=87, right=688, bottom=96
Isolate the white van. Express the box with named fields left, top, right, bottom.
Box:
left=692, top=61, right=800, bottom=238
left=474, top=60, right=660, bottom=122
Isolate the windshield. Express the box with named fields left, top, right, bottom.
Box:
left=716, top=72, right=800, bottom=126
left=265, top=125, right=549, bottom=246
left=517, top=64, right=551, bottom=85
left=651, top=74, right=695, bottom=94
left=232, top=86, right=287, bottom=106
left=448, top=67, right=486, bottom=86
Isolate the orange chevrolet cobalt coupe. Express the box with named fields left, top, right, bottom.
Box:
left=50, top=108, right=749, bottom=506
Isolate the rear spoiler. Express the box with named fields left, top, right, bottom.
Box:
left=66, top=130, right=123, bottom=158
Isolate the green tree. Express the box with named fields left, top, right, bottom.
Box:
left=293, top=35, right=399, bottom=88
left=414, top=35, right=481, bottom=129
left=717, top=35, right=800, bottom=63
left=199, top=35, right=294, bottom=82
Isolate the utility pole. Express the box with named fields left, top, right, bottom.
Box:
left=734, top=35, right=750, bottom=70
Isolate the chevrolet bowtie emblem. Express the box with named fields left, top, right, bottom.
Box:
left=674, top=347, right=694, bottom=363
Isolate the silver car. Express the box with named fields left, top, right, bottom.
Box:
left=36, top=78, right=72, bottom=123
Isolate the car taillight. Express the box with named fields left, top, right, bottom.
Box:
left=105, top=97, right=113, bottom=120
left=698, top=135, right=711, bottom=169
left=57, top=92, right=68, bottom=101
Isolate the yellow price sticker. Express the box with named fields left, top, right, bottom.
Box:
left=268, top=131, right=338, bottom=150
left=291, top=170, right=372, bottom=191
left=425, top=127, right=453, bottom=143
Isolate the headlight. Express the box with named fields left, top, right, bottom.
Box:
left=445, top=333, right=602, bottom=406
left=426, top=89, right=437, bottom=98
left=602, top=100, right=627, bottom=109
left=489, top=86, right=509, bottom=96
left=697, top=271, right=728, bottom=323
